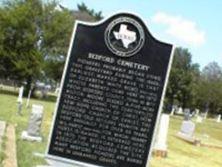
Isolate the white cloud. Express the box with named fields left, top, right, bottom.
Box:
left=152, top=12, right=206, bottom=46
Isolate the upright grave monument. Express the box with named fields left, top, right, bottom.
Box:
left=153, top=114, right=170, bottom=157
left=216, top=114, right=221, bottom=123
left=177, top=120, right=200, bottom=145
left=46, top=12, right=174, bottom=167
left=17, top=86, right=24, bottom=115
left=184, top=108, right=191, bottom=121
left=196, top=115, right=203, bottom=123
left=26, top=86, right=33, bottom=108
left=170, top=105, right=177, bottom=116
left=21, top=104, right=44, bottom=142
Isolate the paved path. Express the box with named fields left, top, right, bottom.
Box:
left=3, top=124, right=17, bottom=167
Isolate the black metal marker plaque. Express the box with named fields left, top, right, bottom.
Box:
left=47, top=12, right=174, bottom=167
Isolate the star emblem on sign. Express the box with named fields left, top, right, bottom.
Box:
left=113, top=24, right=137, bottom=49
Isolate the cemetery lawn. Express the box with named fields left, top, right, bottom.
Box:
left=0, top=91, right=222, bottom=167
left=150, top=115, right=222, bottom=167
left=0, top=90, right=55, bottom=167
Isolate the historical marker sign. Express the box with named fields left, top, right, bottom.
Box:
left=47, top=12, right=174, bottom=167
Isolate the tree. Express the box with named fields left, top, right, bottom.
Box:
left=77, top=2, right=103, bottom=21
left=0, top=0, right=74, bottom=95
left=196, top=62, right=222, bottom=115
left=166, top=47, right=200, bottom=109
left=0, top=0, right=44, bottom=94
left=202, top=62, right=222, bottom=81
left=41, top=2, right=74, bottom=83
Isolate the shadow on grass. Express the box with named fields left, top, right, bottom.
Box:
left=0, top=90, right=57, bottom=103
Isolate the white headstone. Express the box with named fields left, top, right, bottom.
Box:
left=55, top=87, right=60, bottom=95
left=154, top=114, right=170, bottom=151
left=26, top=88, right=32, bottom=108
left=0, top=83, right=3, bottom=89
left=204, top=109, right=208, bottom=119
left=216, top=114, right=221, bottom=123
left=195, top=109, right=200, bottom=116
left=17, top=86, right=24, bottom=103
left=180, top=121, right=195, bottom=137
left=170, top=109, right=174, bottom=116
left=21, top=104, right=44, bottom=142
left=196, top=115, right=203, bottom=123
left=170, top=105, right=177, bottom=116
left=177, top=107, right=183, bottom=114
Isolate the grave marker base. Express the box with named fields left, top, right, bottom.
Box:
left=21, top=131, right=42, bottom=142
left=176, top=132, right=201, bottom=146
left=36, top=159, right=85, bottom=167
left=152, top=150, right=168, bottom=158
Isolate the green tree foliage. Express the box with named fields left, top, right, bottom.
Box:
left=166, top=48, right=222, bottom=115
left=41, top=2, right=74, bottom=82
left=0, top=0, right=44, bottom=94
left=77, top=2, right=103, bottom=20
left=196, top=62, right=222, bottom=115
left=0, top=0, right=74, bottom=94
left=166, top=47, right=200, bottom=109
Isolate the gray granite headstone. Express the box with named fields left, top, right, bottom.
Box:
left=170, top=105, right=177, bottom=116
left=27, top=104, right=44, bottom=136
left=180, top=120, right=195, bottom=137
left=21, top=104, right=43, bottom=142
left=184, top=108, right=191, bottom=121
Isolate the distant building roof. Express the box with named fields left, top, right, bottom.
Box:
left=57, top=4, right=96, bottom=22
left=72, top=11, right=95, bottom=22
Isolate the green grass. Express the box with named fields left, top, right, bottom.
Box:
left=0, top=91, right=55, bottom=167
left=0, top=90, right=222, bottom=167
left=0, top=135, right=6, bottom=167
left=150, top=116, right=222, bottom=167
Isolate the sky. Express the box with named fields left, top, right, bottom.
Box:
left=60, top=0, right=222, bottom=69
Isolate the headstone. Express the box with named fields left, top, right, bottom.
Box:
left=41, top=87, right=48, bottom=98
left=195, top=109, right=200, bottom=117
left=216, top=114, right=221, bottom=123
left=0, top=121, right=6, bottom=137
left=153, top=114, right=170, bottom=157
left=170, top=105, right=177, bottom=116
left=204, top=105, right=209, bottom=119
left=0, top=83, right=3, bottom=89
left=21, top=104, right=44, bottom=142
left=54, top=84, right=60, bottom=95
left=54, top=87, right=60, bottom=95
left=26, top=88, right=32, bottom=108
left=46, top=12, right=174, bottom=167
left=177, top=107, right=183, bottom=114
left=17, top=86, right=24, bottom=115
left=196, top=115, right=203, bottom=123
left=180, top=121, right=195, bottom=137
left=177, top=120, right=201, bottom=145
left=184, top=108, right=191, bottom=121
left=0, top=121, right=6, bottom=147
left=17, top=86, right=24, bottom=103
